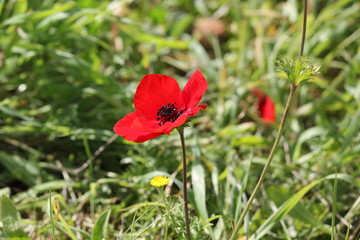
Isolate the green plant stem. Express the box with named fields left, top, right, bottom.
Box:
left=158, top=188, right=170, bottom=240
left=230, top=0, right=308, bottom=238
left=49, top=190, right=57, bottom=240
left=229, top=84, right=297, bottom=240
left=331, top=168, right=338, bottom=240
left=178, top=129, right=191, bottom=239
left=82, top=137, right=95, bottom=216
left=300, top=0, right=308, bottom=57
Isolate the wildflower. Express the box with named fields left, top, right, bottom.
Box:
left=150, top=176, right=170, bottom=187
left=251, top=88, right=276, bottom=123
left=114, top=70, right=208, bottom=142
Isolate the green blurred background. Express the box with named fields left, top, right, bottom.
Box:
left=0, top=0, right=359, bottom=239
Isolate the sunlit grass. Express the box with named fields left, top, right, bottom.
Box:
left=0, top=0, right=359, bottom=239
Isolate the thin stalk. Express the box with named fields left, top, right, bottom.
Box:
left=300, top=0, right=308, bottom=58
left=229, top=84, right=297, bottom=240
left=178, top=129, right=191, bottom=239
left=230, top=0, right=308, bottom=238
left=82, top=137, right=94, bottom=216
left=49, top=190, right=57, bottom=240
left=158, top=188, right=170, bottom=240
left=331, top=169, right=338, bottom=240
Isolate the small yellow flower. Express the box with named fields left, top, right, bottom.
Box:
left=150, top=176, right=170, bottom=187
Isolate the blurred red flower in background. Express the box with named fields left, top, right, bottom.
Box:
left=114, top=70, right=208, bottom=142
left=251, top=88, right=276, bottom=123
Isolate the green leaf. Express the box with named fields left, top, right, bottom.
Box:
left=2, top=12, right=31, bottom=25
left=30, top=2, right=76, bottom=20
left=275, top=56, right=319, bottom=85
left=232, top=135, right=265, bottom=147
left=14, top=0, right=28, bottom=14
left=0, top=106, right=34, bottom=121
left=331, top=170, right=338, bottom=240
left=136, top=33, right=189, bottom=49
left=192, top=163, right=209, bottom=220
left=344, top=195, right=360, bottom=221
left=0, top=152, right=38, bottom=186
left=218, top=123, right=257, bottom=137
left=2, top=2, right=76, bottom=25
left=213, top=217, right=225, bottom=240
left=211, top=164, right=219, bottom=196
left=292, top=127, right=325, bottom=162
left=170, top=14, right=194, bottom=37
left=0, top=187, right=10, bottom=197
left=0, top=195, right=29, bottom=239
left=251, top=173, right=350, bottom=239
left=266, top=185, right=330, bottom=230
left=91, top=210, right=111, bottom=240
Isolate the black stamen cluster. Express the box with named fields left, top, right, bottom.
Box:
left=156, top=102, right=184, bottom=126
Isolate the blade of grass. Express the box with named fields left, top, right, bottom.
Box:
left=91, top=210, right=111, bottom=240
left=0, top=195, right=28, bottom=239
left=250, top=173, right=349, bottom=239
left=344, top=219, right=351, bottom=240
left=49, top=190, right=57, bottom=240
left=234, top=154, right=252, bottom=224
left=56, top=213, right=77, bottom=240
left=119, top=202, right=161, bottom=239
left=130, top=209, right=138, bottom=240
left=331, top=168, right=338, bottom=240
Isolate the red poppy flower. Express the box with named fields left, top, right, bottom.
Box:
left=251, top=88, right=276, bottom=123
left=114, top=70, right=208, bottom=142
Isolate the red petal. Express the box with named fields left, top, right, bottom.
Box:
left=134, top=117, right=173, bottom=134
left=196, top=105, right=207, bottom=110
left=259, top=96, right=276, bottom=123
left=134, top=74, right=182, bottom=120
left=183, top=105, right=207, bottom=117
left=164, top=114, right=189, bottom=134
left=181, top=70, right=208, bottom=108
left=113, top=112, right=162, bottom=142
left=251, top=88, right=266, bottom=100
left=252, top=88, right=276, bottom=123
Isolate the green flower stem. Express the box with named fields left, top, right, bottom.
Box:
left=157, top=188, right=170, bottom=240
left=178, top=128, right=191, bottom=239
left=49, top=190, right=57, bottom=240
left=229, top=84, right=297, bottom=240
left=230, top=1, right=308, bottom=238
left=300, top=0, right=308, bottom=58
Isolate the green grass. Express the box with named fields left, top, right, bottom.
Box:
left=0, top=0, right=359, bottom=239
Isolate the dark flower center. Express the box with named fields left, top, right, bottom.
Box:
left=156, top=102, right=184, bottom=126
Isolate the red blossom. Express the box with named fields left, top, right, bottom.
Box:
left=251, top=88, right=276, bottom=123
left=114, top=70, right=208, bottom=142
